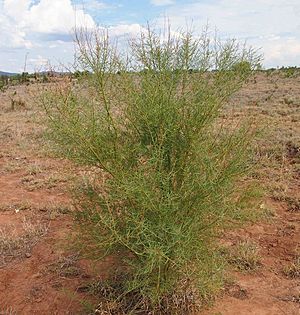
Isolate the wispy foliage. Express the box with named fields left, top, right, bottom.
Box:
left=42, top=24, right=261, bottom=313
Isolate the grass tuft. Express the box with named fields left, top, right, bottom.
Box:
left=0, top=217, right=48, bottom=266
left=226, top=241, right=261, bottom=271
left=283, top=256, right=300, bottom=279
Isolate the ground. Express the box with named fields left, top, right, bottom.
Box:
left=0, top=71, right=299, bottom=314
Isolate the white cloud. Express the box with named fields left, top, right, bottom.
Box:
left=77, top=0, right=110, bottom=11
left=155, top=0, right=300, bottom=67
left=258, top=37, right=300, bottom=67
left=151, top=0, right=174, bottom=6
left=1, top=0, right=300, bottom=71
left=0, top=0, right=97, bottom=71
left=0, top=0, right=96, bottom=50
left=22, top=0, right=95, bottom=34
left=0, top=13, right=32, bottom=48
left=28, top=54, right=48, bottom=68
left=107, top=23, right=143, bottom=37
left=0, top=0, right=146, bottom=71
left=3, top=0, right=31, bottom=19
left=157, top=0, right=299, bottom=37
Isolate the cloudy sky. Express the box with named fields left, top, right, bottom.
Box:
left=0, top=0, right=299, bottom=72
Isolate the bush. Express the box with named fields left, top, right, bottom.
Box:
left=42, top=25, right=261, bottom=313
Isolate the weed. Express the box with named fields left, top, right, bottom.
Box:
left=2, top=160, right=25, bottom=173
left=280, top=66, right=300, bottom=78
left=42, top=204, right=72, bottom=220
left=26, top=163, right=43, bottom=175
left=272, top=194, right=300, bottom=212
left=277, top=224, right=295, bottom=236
left=0, top=201, right=31, bottom=212
left=225, top=282, right=248, bottom=300
left=226, top=241, right=261, bottom=271
left=21, top=172, right=67, bottom=191
left=278, top=294, right=300, bottom=304
left=283, top=97, right=293, bottom=105
left=0, top=217, right=48, bottom=266
left=286, top=141, right=300, bottom=160
left=86, top=275, right=203, bottom=314
left=286, top=197, right=300, bottom=212
left=0, top=307, right=17, bottom=315
left=283, top=256, right=300, bottom=278
left=10, top=92, right=26, bottom=111
left=47, top=253, right=81, bottom=278
left=228, top=186, right=265, bottom=223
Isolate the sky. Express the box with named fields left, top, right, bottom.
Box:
left=0, top=0, right=299, bottom=72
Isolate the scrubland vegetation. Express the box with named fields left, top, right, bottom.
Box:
left=40, top=25, right=263, bottom=313
left=0, top=25, right=299, bottom=315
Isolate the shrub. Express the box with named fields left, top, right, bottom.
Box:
left=42, top=25, right=261, bottom=312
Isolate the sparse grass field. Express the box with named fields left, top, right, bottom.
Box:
left=0, top=70, right=299, bottom=314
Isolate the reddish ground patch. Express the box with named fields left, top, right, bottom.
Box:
left=202, top=201, right=300, bottom=315
left=0, top=169, right=84, bottom=314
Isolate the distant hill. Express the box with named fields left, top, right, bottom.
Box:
left=0, top=71, right=19, bottom=77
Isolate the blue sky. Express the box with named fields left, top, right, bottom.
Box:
left=0, top=0, right=300, bottom=72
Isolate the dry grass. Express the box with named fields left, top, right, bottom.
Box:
left=21, top=172, right=69, bottom=191
left=285, top=197, right=300, bottom=212
left=225, top=241, right=261, bottom=271
left=283, top=256, right=300, bottom=279
left=0, top=217, right=48, bottom=267
left=0, top=201, right=31, bottom=212
left=0, top=307, right=17, bottom=315
left=278, top=294, right=300, bottom=304
left=0, top=202, right=71, bottom=219
left=83, top=276, right=202, bottom=315
left=47, top=253, right=81, bottom=278
left=26, top=163, right=43, bottom=175
left=1, top=160, right=26, bottom=174
left=42, top=203, right=72, bottom=220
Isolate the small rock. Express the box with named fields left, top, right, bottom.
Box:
left=25, top=252, right=32, bottom=258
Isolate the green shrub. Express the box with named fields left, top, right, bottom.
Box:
left=42, top=25, right=261, bottom=312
